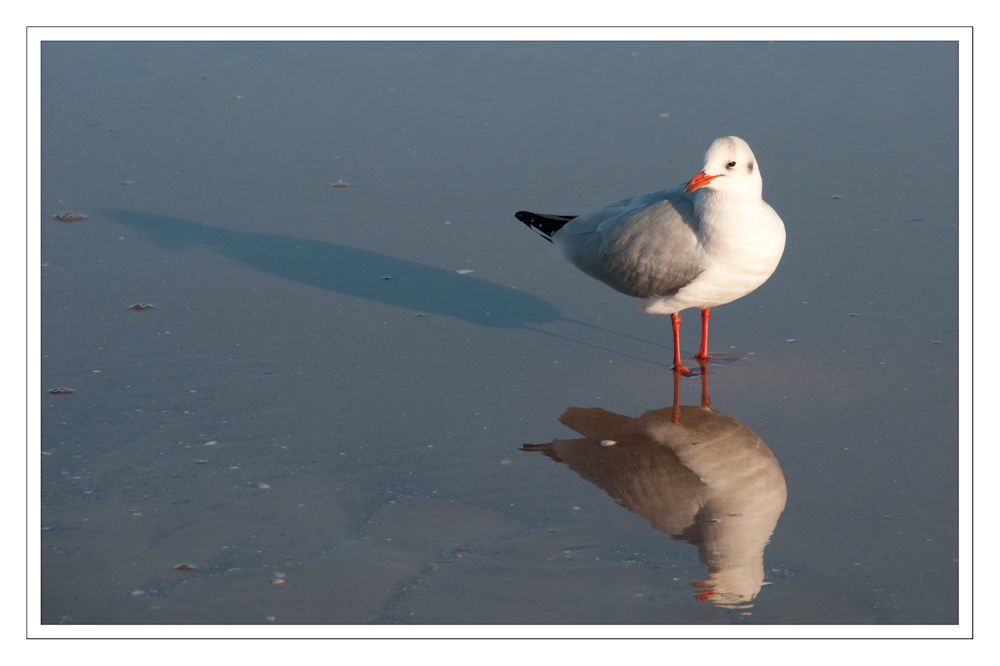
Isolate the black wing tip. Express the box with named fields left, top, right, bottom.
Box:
left=515, top=211, right=576, bottom=242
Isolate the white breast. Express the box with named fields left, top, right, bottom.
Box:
left=640, top=191, right=785, bottom=315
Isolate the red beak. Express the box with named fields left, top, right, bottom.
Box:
left=684, top=171, right=721, bottom=194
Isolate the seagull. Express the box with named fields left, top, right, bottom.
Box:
left=516, top=136, right=786, bottom=374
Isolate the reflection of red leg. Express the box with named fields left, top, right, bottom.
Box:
left=699, top=358, right=710, bottom=409
left=671, top=312, right=691, bottom=375
left=672, top=369, right=682, bottom=423
left=695, top=307, right=711, bottom=360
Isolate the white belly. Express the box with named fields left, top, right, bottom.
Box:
left=641, top=215, right=786, bottom=315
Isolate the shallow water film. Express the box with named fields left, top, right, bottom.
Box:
left=39, top=40, right=959, bottom=628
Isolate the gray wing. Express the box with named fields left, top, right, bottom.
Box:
left=556, top=188, right=703, bottom=299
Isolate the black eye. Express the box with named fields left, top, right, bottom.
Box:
left=726, top=161, right=736, bottom=169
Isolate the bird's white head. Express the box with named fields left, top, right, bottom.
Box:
left=683, top=136, right=763, bottom=198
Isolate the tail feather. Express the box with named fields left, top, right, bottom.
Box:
left=516, top=211, right=576, bottom=242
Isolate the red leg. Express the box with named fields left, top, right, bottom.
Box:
left=695, top=307, right=711, bottom=360
left=671, top=312, right=691, bottom=375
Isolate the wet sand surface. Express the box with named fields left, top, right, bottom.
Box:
left=39, top=41, right=958, bottom=627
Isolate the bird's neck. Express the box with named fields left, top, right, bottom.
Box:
left=694, top=189, right=783, bottom=258
left=695, top=189, right=763, bottom=227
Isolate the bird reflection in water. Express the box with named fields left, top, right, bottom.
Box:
left=522, top=361, right=787, bottom=609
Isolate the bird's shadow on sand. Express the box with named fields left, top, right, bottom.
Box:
left=104, top=209, right=562, bottom=330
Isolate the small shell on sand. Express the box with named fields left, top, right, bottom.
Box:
left=53, top=212, right=86, bottom=222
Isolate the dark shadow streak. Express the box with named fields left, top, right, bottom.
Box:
left=106, top=209, right=560, bottom=330
left=524, top=325, right=671, bottom=368
left=564, top=317, right=670, bottom=351
left=104, top=210, right=677, bottom=363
